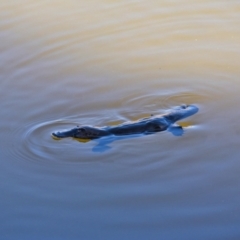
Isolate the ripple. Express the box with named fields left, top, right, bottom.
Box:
left=124, top=90, right=207, bottom=116
left=11, top=118, right=102, bottom=165
left=161, top=91, right=208, bottom=108
left=10, top=90, right=205, bottom=165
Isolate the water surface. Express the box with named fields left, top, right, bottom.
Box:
left=1, top=0, right=240, bottom=239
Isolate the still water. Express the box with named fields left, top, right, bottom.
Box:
left=1, top=0, right=240, bottom=239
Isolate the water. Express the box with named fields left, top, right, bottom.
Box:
left=1, top=0, right=240, bottom=239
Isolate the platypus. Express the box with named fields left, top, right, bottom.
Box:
left=52, top=105, right=198, bottom=140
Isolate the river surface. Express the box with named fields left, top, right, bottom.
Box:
left=1, top=1, right=240, bottom=239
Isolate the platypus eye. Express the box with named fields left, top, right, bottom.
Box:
left=181, top=104, right=188, bottom=109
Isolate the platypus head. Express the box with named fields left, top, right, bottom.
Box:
left=165, top=104, right=199, bottom=123
left=52, top=126, right=106, bottom=139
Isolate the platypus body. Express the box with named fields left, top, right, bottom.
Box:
left=52, top=105, right=198, bottom=140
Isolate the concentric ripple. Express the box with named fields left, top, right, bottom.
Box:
left=11, top=118, right=99, bottom=165
left=125, top=90, right=208, bottom=116
left=9, top=90, right=205, bottom=165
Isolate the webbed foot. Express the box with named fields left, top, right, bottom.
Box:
left=168, top=125, right=184, bottom=136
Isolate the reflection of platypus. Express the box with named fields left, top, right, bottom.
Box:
left=52, top=105, right=198, bottom=140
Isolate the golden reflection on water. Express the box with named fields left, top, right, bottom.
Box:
left=178, top=121, right=194, bottom=128
left=1, top=0, right=239, bottom=80
left=1, top=0, right=240, bottom=145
